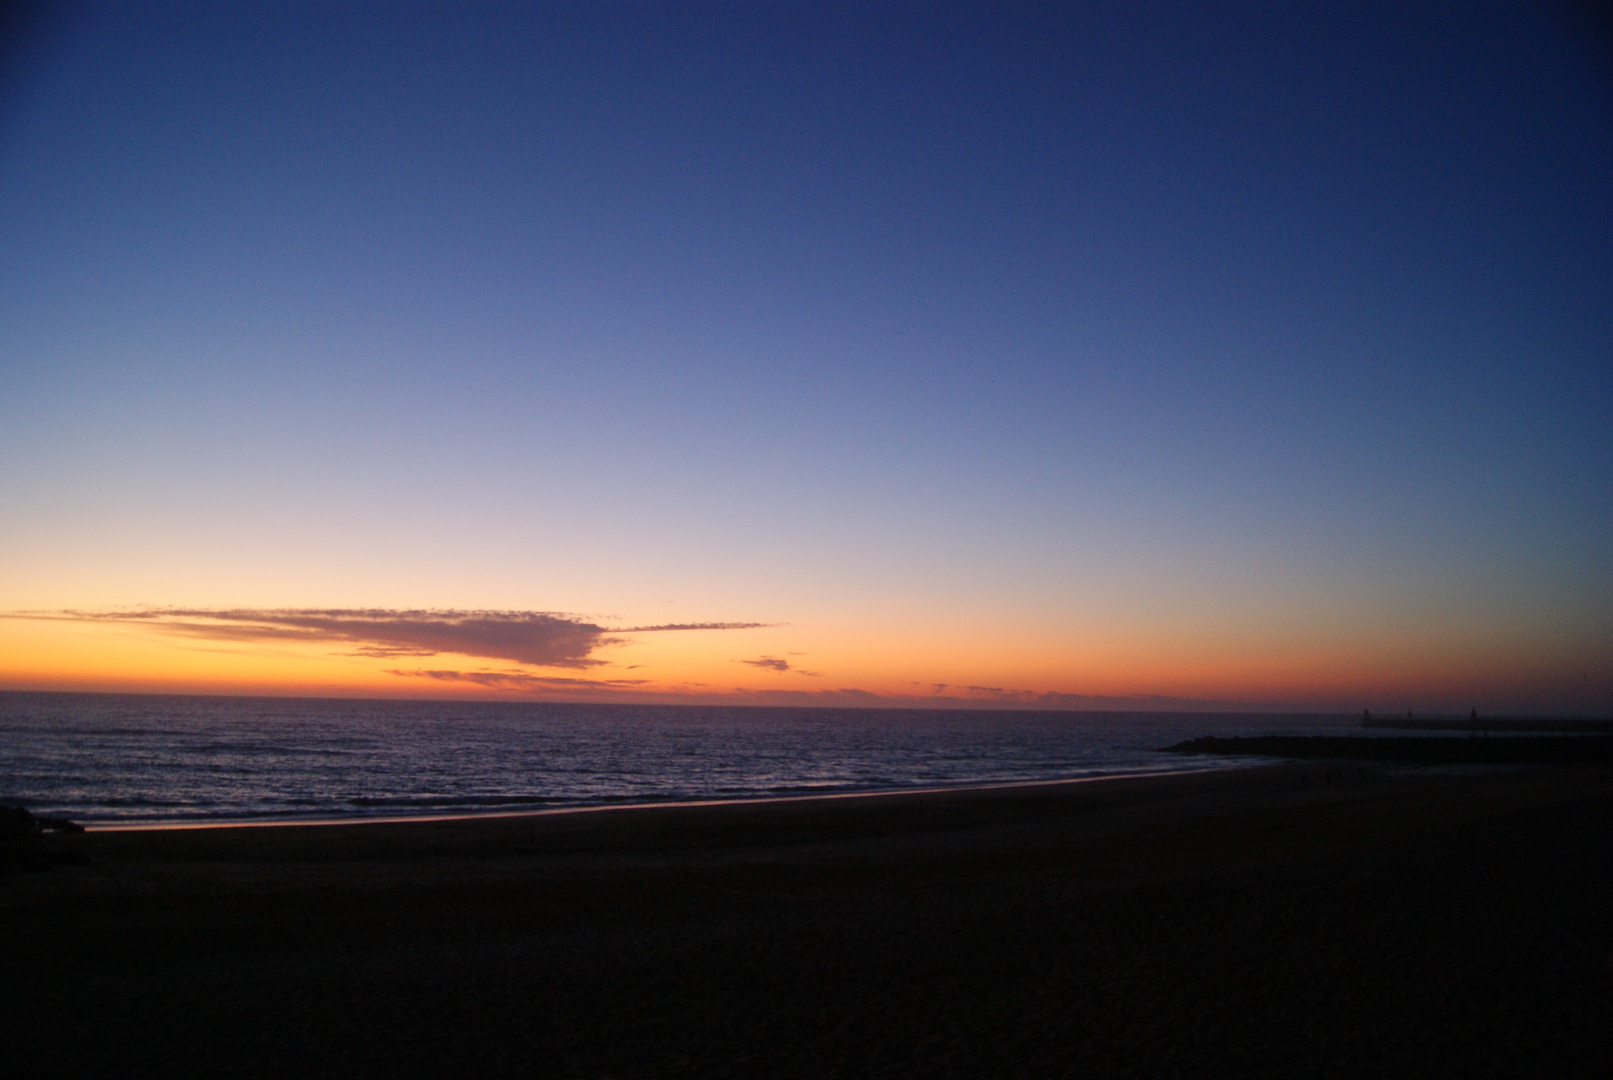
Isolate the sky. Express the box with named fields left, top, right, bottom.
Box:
left=1, top=2, right=1609, bottom=713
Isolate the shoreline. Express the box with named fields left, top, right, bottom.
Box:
left=77, top=760, right=1250, bottom=832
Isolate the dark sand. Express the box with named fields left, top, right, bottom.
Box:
left=4, top=764, right=1612, bottom=1078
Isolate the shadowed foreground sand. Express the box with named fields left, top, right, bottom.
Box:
left=4, top=764, right=1612, bottom=1078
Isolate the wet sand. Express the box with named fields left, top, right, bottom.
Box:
left=4, top=763, right=1612, bottom=1077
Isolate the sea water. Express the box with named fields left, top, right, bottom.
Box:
left=0, top=691, right=1364, bottom=825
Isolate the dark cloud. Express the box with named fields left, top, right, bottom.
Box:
left=22, top=608, right=762, bottom=669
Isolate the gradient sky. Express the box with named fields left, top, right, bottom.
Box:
left=2, top=2, right=1609, bottom=712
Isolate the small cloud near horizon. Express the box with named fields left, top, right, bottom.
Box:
left=738, top=655, right=821, bottom=676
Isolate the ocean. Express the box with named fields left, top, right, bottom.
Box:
left=1, top=691, right=1364, bottom=826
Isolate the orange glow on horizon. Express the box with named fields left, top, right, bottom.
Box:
left=2, top=606, right=1608, bottom=714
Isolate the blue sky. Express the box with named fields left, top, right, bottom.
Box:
left=2, top=3, right=1609, bottom=711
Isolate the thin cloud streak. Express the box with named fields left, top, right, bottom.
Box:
left=716, top=687, right=1281, bottom=711
left=617, top=622, right=775, bottom=632
left=16, top=608, right=765, bottom=669
left=387, top=666, right=1281, bottom=711
left=739, top=656, right=821, bottom=676
left=387, top=669, right=651, bottom=691
left=921, top=683, right=1260, bottom=710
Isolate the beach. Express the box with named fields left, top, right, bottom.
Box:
left=4, top=763, right=1611, bottom=1077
